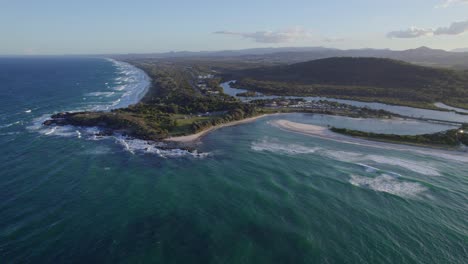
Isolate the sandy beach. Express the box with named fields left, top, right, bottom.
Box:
left=272, top=120, right=329, bottom=137
left=272, top=119, right=468, bottom=160
left=165, top=114, right=273, bottom=143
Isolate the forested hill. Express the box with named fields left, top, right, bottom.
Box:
left=231, top=57, right=468, bottom=88
left=226, top=57, right=468, bottom=108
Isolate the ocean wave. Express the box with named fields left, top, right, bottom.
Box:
left=251, top=138, right=320, bottom=154
left=104, top=59, right=150, bottom=110
left=114, top=136, right=209, bottom=158
left=324, top=150, right=440, bottom=176
left=349, top=174, right=427, bottom=198
left=113, top=85, right=125, bottom=91
left=85, top=92, right=115, bottom=97
left=269, top=119, right=468, bottom=163
left=356, top=163, right=380, bottom=173
left=0, top=121, right=22, bottom=129
left=28, top=115, right=207, bottom=158
left=0, top=132, right=21, bottom=136
left=28, top=58, right=151, bottom=138
left=80, top=146, right=113, bottom=155
left=251, top=138, right=440, bottom=176
left=28, top=114, right=99, bottom=138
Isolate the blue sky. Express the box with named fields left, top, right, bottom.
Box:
left=1, top=0, right=468, bottom=55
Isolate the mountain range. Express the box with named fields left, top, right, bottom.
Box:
left=111, top=46, right=468, bottom=69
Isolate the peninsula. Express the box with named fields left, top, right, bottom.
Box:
left=43, top=57, right=468, bottom=148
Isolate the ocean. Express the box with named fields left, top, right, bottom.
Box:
left=0, top=57, right=467, bottom=263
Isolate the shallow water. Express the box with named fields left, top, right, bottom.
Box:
left=435, top=102, right=468, bottom=114
left=1, top=58, right=467, bottom=263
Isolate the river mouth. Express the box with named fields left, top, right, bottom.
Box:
left=2, top=57, right=468, bottom=263
left=222, top=81, right=468, bottom=124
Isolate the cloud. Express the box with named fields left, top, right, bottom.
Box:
left=434, top=20, right=468, bottom=35
left=214, top=27, right=310, bottom=43
left=436, top=0, right=468, bottom=8
left=387, top=27, right=433, bottom=38
left=387, top=20, right=468, bottom=38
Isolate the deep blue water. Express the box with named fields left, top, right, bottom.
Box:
left=1, top=58, right=467, bottom=263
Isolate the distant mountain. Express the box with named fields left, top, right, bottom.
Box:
left=452, top=48, right=468, bottom=53
left=109, top=47, right=336, bottom=59
left=110, top=46, right=468, bottom=69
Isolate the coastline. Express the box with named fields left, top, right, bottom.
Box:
left=42, top=60, right=467, bottom=148
left=165, top=114, right=275, bottom=143
left=272, top=119, right=465, bottom=152
left=106, top=58, right=151, bottom=110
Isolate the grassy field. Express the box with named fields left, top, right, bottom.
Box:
left=169, top=114, right=221, bottom=136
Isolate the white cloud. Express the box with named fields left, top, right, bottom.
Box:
left=436, top=0, right=468, bottom=8
left=387, top=27, right=433, bottom=38
left=434, top=20, right=468, bottom=35
left=214, top=27, right=310, bottom=43
left=387, top=20, right=468, bottom=38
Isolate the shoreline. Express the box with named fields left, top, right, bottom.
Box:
left=164, top=114, right=275, bottom=143
left=272, top=119, right=465, bottom=152
left=43, top=60, right=466, bottom=149
left=224, top=81, right=468, bottom=116
left=106, top=59, right=151, bottom=110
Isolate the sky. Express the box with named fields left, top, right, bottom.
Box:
left=1, top=0, right=468, bottom=55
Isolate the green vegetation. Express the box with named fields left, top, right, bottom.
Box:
left=43, top=57, right=468, bottom=145
left=331, top=124, right=468, bottom=147
left=225, top=57, right=468, bottom=109
left=249, top=98, right=395, bottom=118
left=44, top=60, right=261, bottom=140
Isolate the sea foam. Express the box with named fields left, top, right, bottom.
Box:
left=349, top=174, right=427, bottom=198
left=251, top=138, right=320, bottom=155
left=113, top=136, right=210, bottom=158
left=251, top=138, right=441, bottom=176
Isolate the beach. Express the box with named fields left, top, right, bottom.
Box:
left=165, top=114, right=273, bottom=143
left=272, top=119, right=329, bottom=137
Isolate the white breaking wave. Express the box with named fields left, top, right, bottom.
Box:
left=250, top=138, right=429, bottom=198
left=349, top=174, right=427, bottom=198
left=22, top=58, right=209, bottom=159
left=0, top=121, right=22, bottom=129
left=324, top=150, right=440, bottom=176
left=356, top=163, right=380, bottom=173
left=88, top=59, right=150, bottom=111
left=251, top=138, right=320, bottom=155
left=113, top=136, right=210, bottom=158
left=251, top=138, right=441, bottom=176
left=85, top=92, right=115, bottom=97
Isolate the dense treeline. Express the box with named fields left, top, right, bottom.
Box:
left=191, top=104, right=258, bottom=133
left=331, top=126, right=468, bottom=146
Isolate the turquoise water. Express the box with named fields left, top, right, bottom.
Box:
left=1, top=58, right=467, bottom=263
